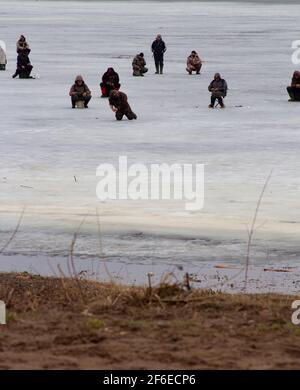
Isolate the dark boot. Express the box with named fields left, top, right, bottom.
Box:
left=155, top=65, right=159, bottom=74
left=71, top=96, right=77, bottom=108
left=218, top=97, right=225, bottom=108
left=84, top=96, right=91, bottom=108
left=160, top=64, right=163, bottom=74
left=287, top=87, right=295, bottom=101
left=210, top=96, right=216, bottom=108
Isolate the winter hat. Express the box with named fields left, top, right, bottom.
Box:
left=139, top=53, right=144, bottom=57
left=75, top=75, right=84, bottom=83
left=110, top=90, right=119, bottom=97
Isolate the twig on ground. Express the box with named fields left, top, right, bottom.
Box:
left=68, top=217, right=88, bottom=303
left=0, top=206, right=26, bottom=254
left=244, top=170, right=273, bottom=291
left=184, top=273, right=191, bottom=290
left=95, top=207, right=114, bottom=282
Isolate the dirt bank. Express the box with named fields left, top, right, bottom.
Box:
left=0, top=272, right=299, bottom=369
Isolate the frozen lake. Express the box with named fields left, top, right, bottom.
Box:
left=1, top=0, right=300, bottom=291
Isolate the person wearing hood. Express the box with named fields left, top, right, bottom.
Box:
left=69, top=75, right=92, bottom=108
left=151, top=34, right=166, bottom=74
left=100, top=67, right=120, bottom=97
left=12, top=50, right=33, bottom=78
left=287, top=71, right=300, bottom=101
left=208, top=73, right=228, bottom=108
left=109, top=90, right=137, bottom=121
left=186, top=51, right=202, bottom=75
left=16, top=35, right=30, bottom=54
left=0, top=43, right=6, bottom=70
left=132, top=53, right=148, bottom=76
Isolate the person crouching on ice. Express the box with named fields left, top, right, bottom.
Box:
left=287, top=71, right=300, bottom=101
left=100, top=67, right=120, bottom=98
left=208, top=73, right=228, bottom=108
left=69, top=75, right=92, bottom=108
left=12, top=50, right=33, bottom=78
left=132, top=53, right=148, bottom=76
left=186, top=51, right=202, bottom=75
left=109, top=90, right=137, bottom=121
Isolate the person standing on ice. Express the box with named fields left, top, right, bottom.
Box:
left=208, top=73, right=228, bottom=108
left=100, top=68, right=120, bottom=97
left=0, top=41, right=7, bottom=70
left=151, top=34, right=166, bottom=74
left=287, top=71, right=300, bottom=101
left=186, top=51, right=202, bottom=75
left=16, top=35, right=30, bottom=54
left=69, top=75, right=92, bottom=108
left=132, top=53, right=148, bottom=76
left=12, top=50, right=33, bottom=78
left=109, top=90, right=137, bottom=121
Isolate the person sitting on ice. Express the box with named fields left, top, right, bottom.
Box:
left=287, top=71, right=300, bottom=101
left=0, top=41, right=7, bottom=70
left=132, top=53, right=148, bottom=76
left=109, top=90, right=137, bottom=121
left=100, top=67, right=120, bottom=97
left=208, top=73, right=228, bottom=108
left=12, top=50, right=33, bottom=78
left=186, top=51, right=202, bottom=75
left=16, top=35, right=30, bottom=54
left=69, top=75, right=92, bottom=108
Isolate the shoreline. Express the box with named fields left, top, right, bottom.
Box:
left=0, top=253, right=299, bottom=294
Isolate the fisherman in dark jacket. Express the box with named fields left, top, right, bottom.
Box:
left=287, top=71, right=300, bottom=101
left=151, top=34, right=166, bottom=74
left=12, top=50, right=33, bottom=78
left=109, top=90, right=137, bottom=121
left=100, top=67, right=121, bottom=97
left=69, top=75, right=92, bottom=108
left=208, top=73, right=228, bottom=108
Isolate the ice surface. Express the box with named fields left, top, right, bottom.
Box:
left=1, top=1, right=300, bottom=290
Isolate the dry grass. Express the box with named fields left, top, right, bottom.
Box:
left=0, top=272, right=299, bottom=369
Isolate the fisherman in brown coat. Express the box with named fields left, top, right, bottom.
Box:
left=186, top=51, right=202, bottom=74
left=132, top=53, right=148, bottom=76
left=109, top=90, right=137, bottom=120
left=69, top=75, right=92, bottom=108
